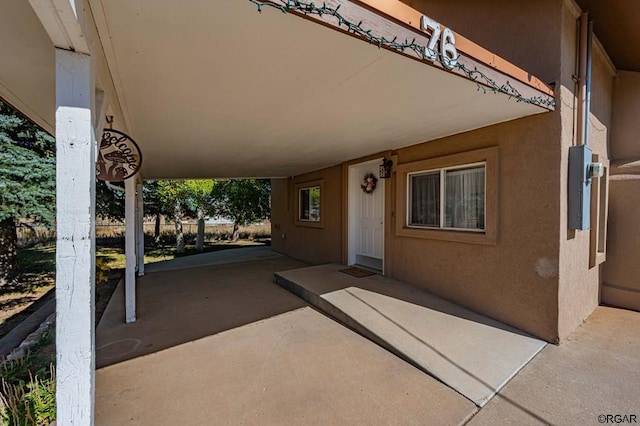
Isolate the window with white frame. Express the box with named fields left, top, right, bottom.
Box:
left=299, top=186, right=321, bottom=222
left=408, top=163, right=485, bottom=231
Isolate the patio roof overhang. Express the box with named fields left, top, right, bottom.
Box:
left=2, top=0, right=554, bottom=179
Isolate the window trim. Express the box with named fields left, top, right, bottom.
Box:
left=298, top=186, right=321, bottom=222
left=395, top=147, right=498, bottom=245
left=294, top=179, right=324, bottom=228
left=589, top=155, right=609, bottom=268
left=406, top=162, right=486, bottom=233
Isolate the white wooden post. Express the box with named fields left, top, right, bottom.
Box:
left=136, top=179, right=145, bottom=276
left=55, top=48, right=96, bottom=425
left=125, top=177, right=137, bottom=323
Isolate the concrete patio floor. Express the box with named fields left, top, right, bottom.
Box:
left=95, top=250, right=476, bottom=425
left=275, top=264, right=546, bottom=407
left=468, top=306, right=640, bottom=425
left=95, top=248, right=640, bottom=425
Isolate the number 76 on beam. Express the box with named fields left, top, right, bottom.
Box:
left=420, top=15, right=458, bottom=68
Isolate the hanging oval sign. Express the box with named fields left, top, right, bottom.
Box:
left=96, top=129, right=142, bottom=182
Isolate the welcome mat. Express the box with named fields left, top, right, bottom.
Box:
left=339, top=267, right=376, bottom=278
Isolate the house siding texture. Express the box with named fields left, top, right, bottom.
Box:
left=271, top=0, right=621, bottom=343
left=602, top=71, right=640, bottom=311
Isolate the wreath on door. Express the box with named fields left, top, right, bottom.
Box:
left=361, top=173, right=378, bottom=194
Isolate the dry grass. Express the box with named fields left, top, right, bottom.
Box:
left=95, top=222, right=271, bottom=239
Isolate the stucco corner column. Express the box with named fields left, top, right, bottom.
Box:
left=125, top=177, right=137, bottom=323
left=55, top=47, right=96, bottom=425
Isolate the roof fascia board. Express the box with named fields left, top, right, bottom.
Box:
left=353, top=0, right=554, bottom=98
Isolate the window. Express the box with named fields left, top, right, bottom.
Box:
left=299, top=186, right=321, bottom=222
left=408, top=164, right=485, bottom=231
left=294, top=179, right=324, bottom=228
left=395, top=147, right=498, bottom=245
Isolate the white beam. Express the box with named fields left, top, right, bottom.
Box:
left=125, top=177, right=137, bottom=323
left=55, top=48, right=95, bottom=426
left=28, top=0, right=89, bottom=53
left=136, top=179, right=145, bottom=276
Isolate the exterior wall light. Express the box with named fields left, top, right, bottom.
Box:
left=379, top=158, right=393, bottom=179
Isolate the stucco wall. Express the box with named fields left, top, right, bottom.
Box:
left=271, top=0, right=620, bottom=342
left=603, top=176, right=640, bottom=311
left=383, top=0, right=565, bottom=342
left=271, top=165, right=343, bottom=264
left=271, top=107, right=562, bottom=342
left=602, top=71, right=640, bottom=311
left=556, top=3, right=615, bottom=340
left=399, top=0, right=561, bottom=84
left=388, top=113, right=561, bottom=342
left=610, top=71, right=640, bottom=161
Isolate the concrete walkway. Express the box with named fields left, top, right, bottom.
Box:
left=276, top=264, right=546, bottom=407
left=95, top=249, right=640, bottom=424
left=95, top=253, right=476, bottom=425
left=468, top=306, right=640, bottom=425
left=144, top=245, right=281, bottom=273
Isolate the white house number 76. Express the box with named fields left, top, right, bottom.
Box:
left=420, top=15, right=458, bottom=68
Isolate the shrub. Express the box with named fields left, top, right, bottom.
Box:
left=96, top=256, right=110, bottom=285
left=1, top=366, right=56, bottom=426
left=1, top=326, right=56, bottom=425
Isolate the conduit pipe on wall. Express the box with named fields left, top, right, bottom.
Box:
left=568, top=12, right=598, bottom=230
left=576, top=12, right=593, bottom=147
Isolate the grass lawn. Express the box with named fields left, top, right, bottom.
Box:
left=97, top=239, right=267, bottom=269
left=0, top=245, right=56, bottom=339
left=0, top=237, right=269, bottom=340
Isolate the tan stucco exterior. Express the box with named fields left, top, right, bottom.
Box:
left=610, top=71, right=640, bottom=160
left=602, top=71, right=640, bottom=311
left=556, top=4, right=615, bottom=340
left=271, top=166, right=344, bottom=265
left=271, top=0, right=633, bottom=343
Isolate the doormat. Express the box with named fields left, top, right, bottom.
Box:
left=339, top=267, right=376, bottom=278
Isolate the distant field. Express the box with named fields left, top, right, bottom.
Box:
left=17, top=222, right=271, bottom=245
left=97, top=222, right=271, bottom=238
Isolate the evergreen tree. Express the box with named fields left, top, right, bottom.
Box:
left=143, top=180, right=167, bottom=243
left=0, top=101, right=55, bottom=286
left=96, top=180, right=125, bottom=222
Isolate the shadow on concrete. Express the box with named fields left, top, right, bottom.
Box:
left=96, top=254, right=308, bottom=368
left=275, top=264, right=546, bottom=408
left=276, top=264, right=536, bottom=338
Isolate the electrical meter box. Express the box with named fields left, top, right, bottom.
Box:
left=568, top=144, right=592, bottom=230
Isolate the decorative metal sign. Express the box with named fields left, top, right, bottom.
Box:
left=97, top=129, right=142, bottom=181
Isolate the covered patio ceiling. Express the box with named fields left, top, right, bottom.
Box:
left=2, top=0, right=553, bottom=179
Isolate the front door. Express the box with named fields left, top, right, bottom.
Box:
left=348, top=159, right=384, bottom=271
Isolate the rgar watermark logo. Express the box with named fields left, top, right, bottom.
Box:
left=598, top=414, right=638, bottom=424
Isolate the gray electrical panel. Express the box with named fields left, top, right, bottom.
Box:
left=568, top=145, right=592, bottom=230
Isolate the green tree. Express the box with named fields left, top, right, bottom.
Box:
left=143, top=180, right=171, bottom=243
left=210, top=179, right=270, bottom=242
left=182, top=179, right=215, bottom=251
left=0, top=101, right=55, bottom=286
left=95, top=180, right=125, bottom=222
left=155, top=180, right=191, bottom=253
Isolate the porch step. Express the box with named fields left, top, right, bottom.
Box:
left=274, top=264, right=546, bottom=407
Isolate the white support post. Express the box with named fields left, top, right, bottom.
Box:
left=125, top=177, right=137, bottom=323
left=136, top=179, right=145, bottom=276
left=55, top=48, right=96, bottom=426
